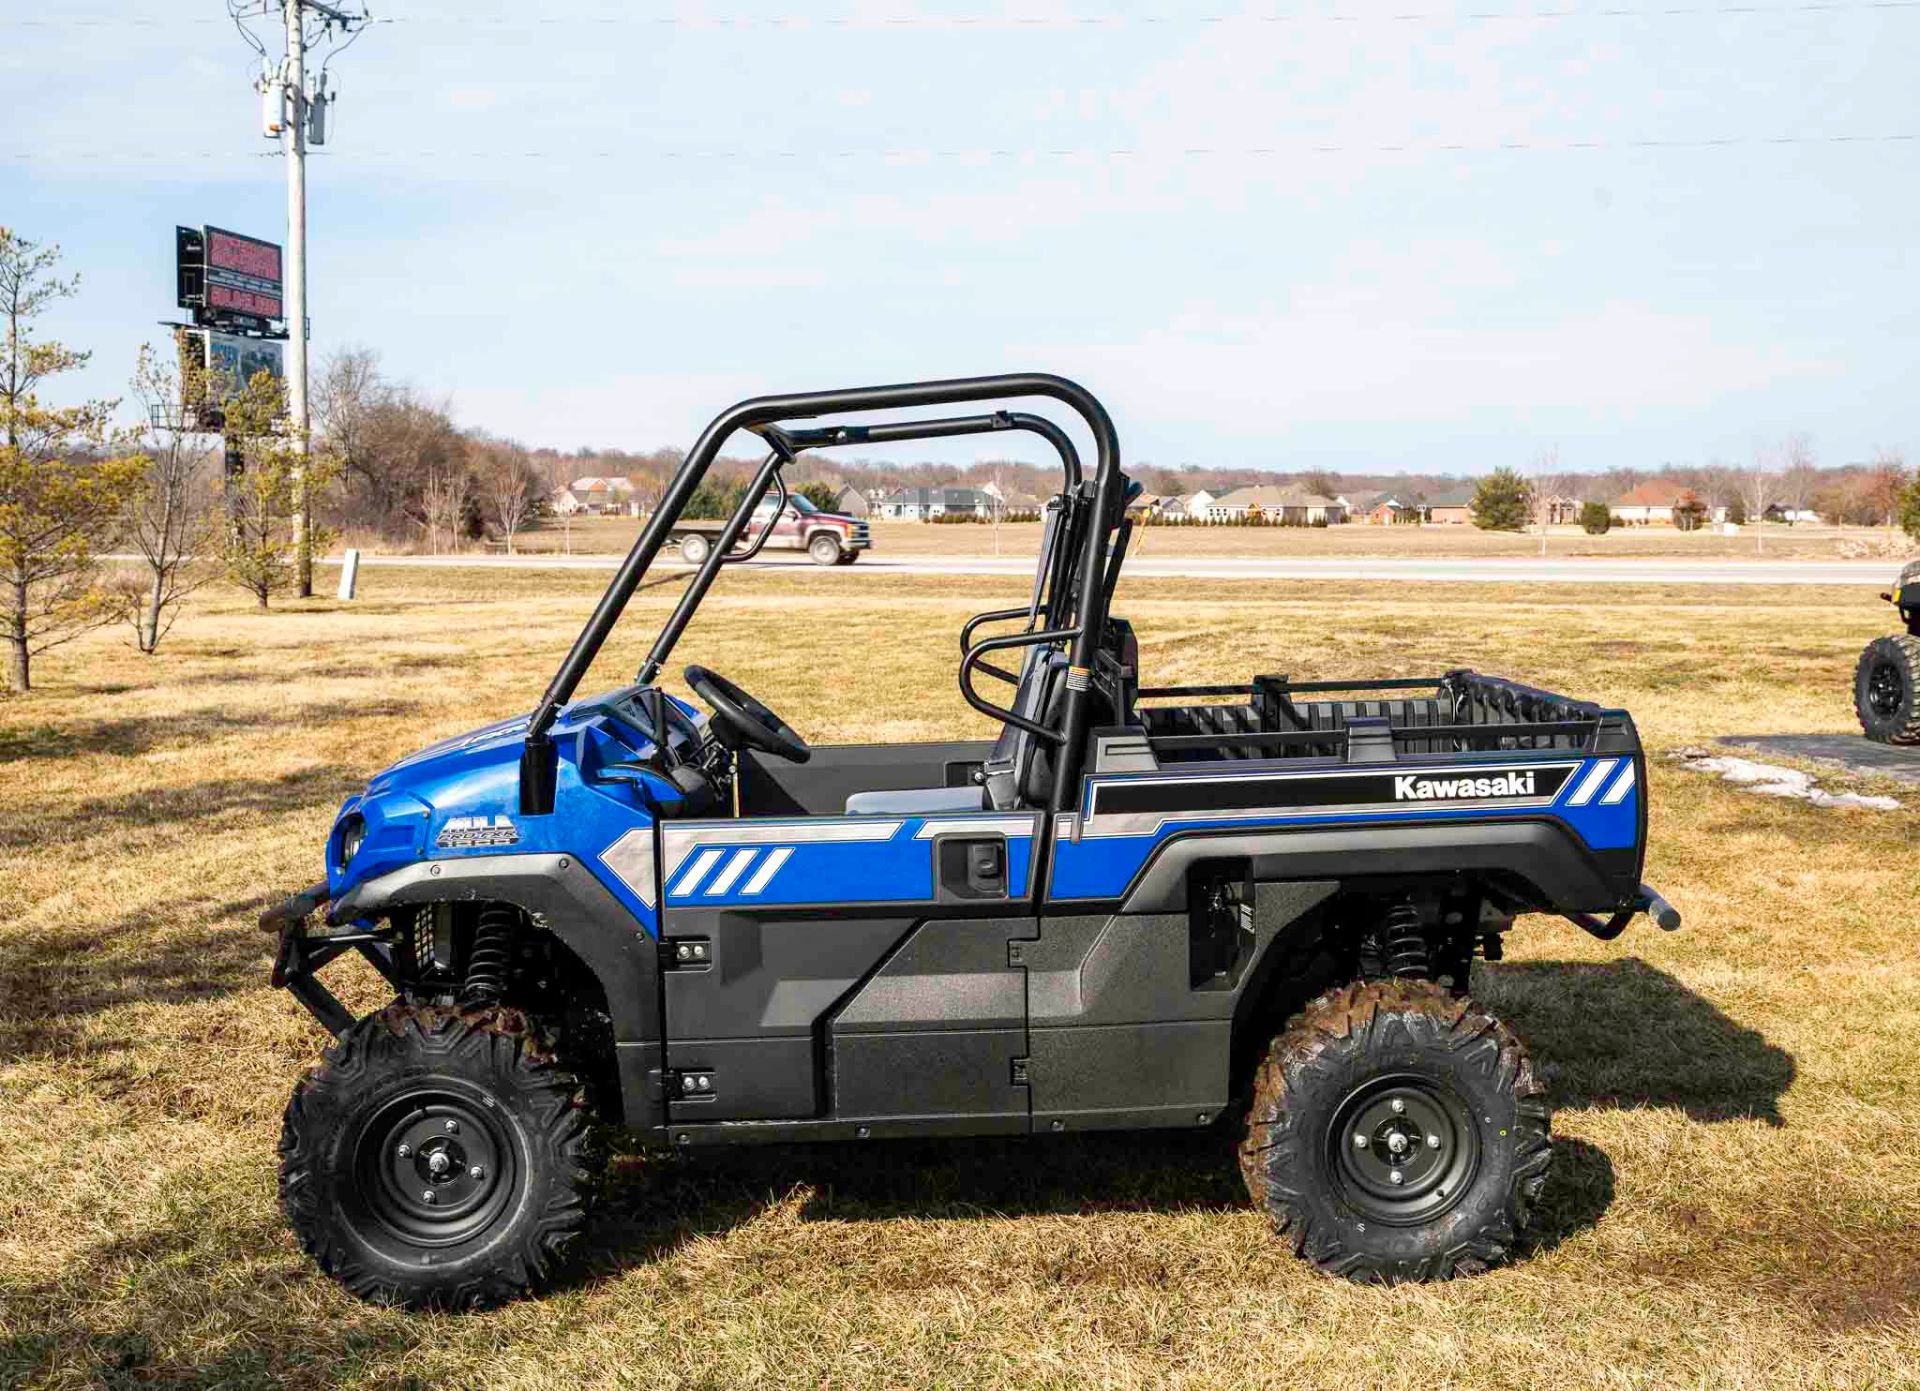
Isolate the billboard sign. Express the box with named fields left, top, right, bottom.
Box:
left=205, top=330, right=284, bottom=392
left=177, top=328, right=284, bottom=431
left=176, top=225, right=284, bottom=325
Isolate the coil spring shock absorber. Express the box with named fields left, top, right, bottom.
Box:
left=460, top=904, right=515, bottom=1005
left=1381, top=900, right=1432, bottom=980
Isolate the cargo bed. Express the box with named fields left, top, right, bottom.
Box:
left=1135, top=670, right=1611, bottom=764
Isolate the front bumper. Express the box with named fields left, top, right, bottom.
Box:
left=261, top=881, right=396, bottom=1036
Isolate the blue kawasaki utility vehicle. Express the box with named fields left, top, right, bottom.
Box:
left=264, top=374, right=1679, bottom=1308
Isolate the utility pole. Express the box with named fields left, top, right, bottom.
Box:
left=283, top=0, right=312, bottom=596
left=237, top=0, right=363, bottom=597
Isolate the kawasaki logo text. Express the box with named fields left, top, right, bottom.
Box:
left=1392, top=772, right=1536, bottom=801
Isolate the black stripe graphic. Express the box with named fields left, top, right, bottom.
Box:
left=1091, top=764, right=1577, bottom=818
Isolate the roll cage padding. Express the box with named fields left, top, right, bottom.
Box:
left=521, top=374, right=1125, bottom=817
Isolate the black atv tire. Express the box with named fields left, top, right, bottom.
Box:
left=279, top=1002, right=599, bottom=1310
left=1239, top=979, right=1551, bottom=1284
left=1854, top=635, right=1920, bottom=745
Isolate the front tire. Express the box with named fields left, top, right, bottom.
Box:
left=808, top=534, right=844, bottom=566
left=279, top=1003, right=599, bottom=1310
left=678, top=533, right=711, bottom=565
left=1239, top=979, right=1551, bottom=1283
left=1855, top=635, right=1920, bottom=744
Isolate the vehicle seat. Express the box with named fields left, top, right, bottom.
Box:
left=842, top=645, right=1065, bottom=815
left=981, top=647, right=1067, bottom=811
left=843, top=784, right=985, bottom=815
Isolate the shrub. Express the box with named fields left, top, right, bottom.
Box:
left=1470, top=468, right=1531, bottom=531
left=1579, top=500, right=1612, bottom=535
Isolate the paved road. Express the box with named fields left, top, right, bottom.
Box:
left=317, top=552, right=1892, bottom=586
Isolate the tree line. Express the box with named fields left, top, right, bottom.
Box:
left=5, top=217, right=1918, bottom=697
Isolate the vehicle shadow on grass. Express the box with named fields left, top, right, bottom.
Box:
left=585, top=1129, right=1618, bottom=1286
left=1474, top=957, right=1796, bottom=1126
left=584, top=957, right=1786, bottom=1282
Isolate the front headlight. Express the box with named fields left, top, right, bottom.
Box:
left=337, top=814, right=366, bottom=871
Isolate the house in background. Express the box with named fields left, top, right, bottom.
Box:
left=1535, top=492, right=1586, bottom=526
left=880, top=484, right=995, bottom=520
left=1419, top=488, right=1475, bottom=525
left=1610, top=480, right=1687, bottom=525
left=1762, top=502, right=1821, bottom=525
left=1206, top=486, right=1348, bottom=525
left=562, top=476, right=626, bottom=516
left=1351, top=491, right=1417, bottom=525
left=829, top=483, right=872, bottom=517
left=550, top=487, right=588, bottom=516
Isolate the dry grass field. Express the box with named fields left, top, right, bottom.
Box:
left=3, top=564, right=1918, bottom=1389
left=508, top=514, right=1904, bottom=562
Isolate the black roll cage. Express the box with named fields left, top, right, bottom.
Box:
left=518, top=374, right=1124, bottom=817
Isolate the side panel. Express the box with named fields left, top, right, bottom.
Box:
left=830, top=917, right=1032, bottom=1128
left=1025, top=882, right=1336, bottom=1130
left=1051, top=754, right=1642, bottom=911
left=659, top=813, right=1038, bottom=1125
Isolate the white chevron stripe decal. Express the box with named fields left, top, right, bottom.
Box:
left=1600, top=761, right=1638, bottom=805
left=1564, top=759, right=1618, bottom=807
left=741, top=846, right=792, bottom=896
left=671, top=848, right=724, bottom=898
left=704, top=848, right=758, bottom=896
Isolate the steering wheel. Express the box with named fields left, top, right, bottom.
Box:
left=684, top=665, right=811, bottom=764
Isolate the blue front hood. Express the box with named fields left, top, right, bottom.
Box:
left=324, top=687, right=697, bottom=904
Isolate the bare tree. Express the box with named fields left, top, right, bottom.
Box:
left=1778, top=433, right=1818, bottom=527
left=474, top=438, right=538, bottom=554
left=1528, top=447, right=1574, bottom=556
left=120, top=343, right=216, bottom=651
left=1744, top=445, right=1780, bottom=553
left=1866, top=447, right=1908, bottom=536
left=418, top=455, right=469, bottom=556
left=313, top=347, right=385, bottom=502
left=1700, top=462, right=1742, bottom=524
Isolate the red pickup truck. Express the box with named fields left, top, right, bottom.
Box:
left=670, top=495, right=872, bottom=566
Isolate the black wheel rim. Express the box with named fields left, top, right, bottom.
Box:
left=1328, top=1074, right=1481, bottom=1226
left=1868, top=660, right=1906, bottom=719
left=352, top=1090, right=518, bottom=1247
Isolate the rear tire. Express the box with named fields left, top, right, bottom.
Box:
left=678, top=533, right=711, bottom=565
left=1855, top=635, right=1920, bottom=744
left=1239, top=979, right=1551, bottom=1283
left=808, top=534, right=843, bottom=566
left=279, top=1003, right=599, bottom=1310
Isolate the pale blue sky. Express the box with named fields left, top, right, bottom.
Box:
left=2, top=2, right=1915, bottom=475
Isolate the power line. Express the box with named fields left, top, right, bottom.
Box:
left=11, top=2, right=1920, bottom=24
left=7, top=133, right=1915, bottom=161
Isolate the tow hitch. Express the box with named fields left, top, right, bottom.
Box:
left=1564, top=882, right=1682, bottom=942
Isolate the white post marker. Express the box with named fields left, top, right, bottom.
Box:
left=337, top=548, right=360, bottom=600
